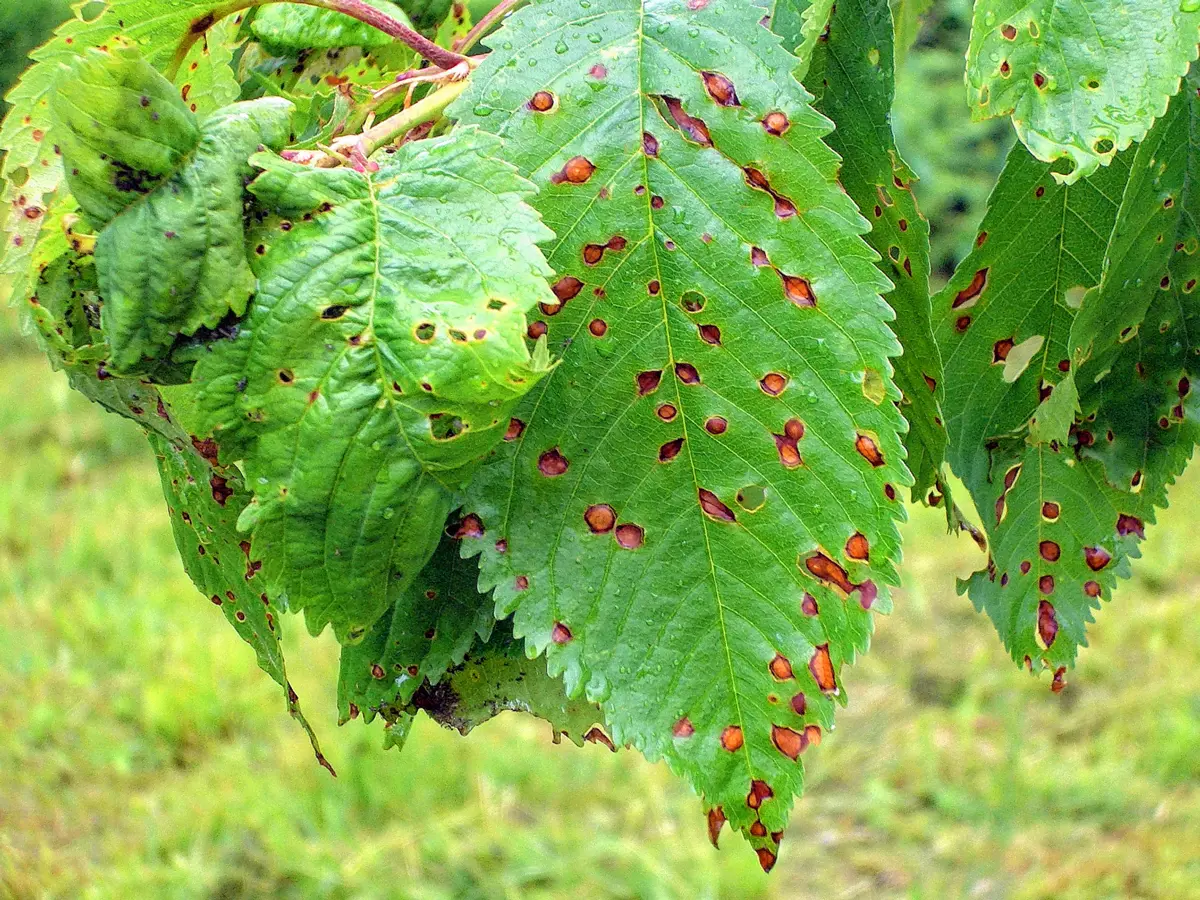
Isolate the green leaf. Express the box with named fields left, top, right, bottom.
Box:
left=53, top=47, right=294, bottom=371
left=29, top=251, right=332, bottom=774
left=412, top=619, right=610, bottom=746
left=805, top=0, right=948, bottom=504
left=1070, top=75, right=1200, bottom=389
left=967, top=0, right=1200, bottom=185
left=765, top=0, right=835, bottom=81
left=251, top=0, right=414, bottom=52
left=935, top=138, right=1199, bottom=674
left=338, top=534, right=495, bottom=724
left=187, top=129, right=555, bottom=645
left=889, top=0, right=931, bottom=68
left=453, top=0, right=909, bottom=859
left=0, top=0, right=252, bottom=306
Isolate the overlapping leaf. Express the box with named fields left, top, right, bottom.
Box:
left=0, top=0, right=250, bottom=305
left=338, top=534, right=495, bottom=724
left=252, top=0, right=413, bottom=52
left=767, top=0, right=835, bottom=81
left=453, top=0, right=909, bottom=861
left=802, top=0, right=947, bottom=504
left=187, top=131, right=555, bottom=644
left=967, top=0, right=1200, bottom=184
left=53, top=48, right=293, bottom=372
left=27, top=246, right=330, bottom=772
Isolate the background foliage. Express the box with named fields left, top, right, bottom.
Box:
left=1, top=1, right=1198, bottom=897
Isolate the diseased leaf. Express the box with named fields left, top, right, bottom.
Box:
left=187, top=130, right=555, bottom=644
left=1070, top=75, right=1200, bottom=389
left=54, top=48, right=294, bottom=372
left=338, top=534, right=495, bottom=725
left=0, top=0, right=254, bottom=306
left=28, top=248, right=331, bottom=773
left=967, top=0, right=1200, bottom=184
left=412, top=619, right=610, bottom=746
left=252, top=0, right=414, bottom=52
left=453, top=0, right=909, bottom=859
left=804, top=0, right=947, bottom=504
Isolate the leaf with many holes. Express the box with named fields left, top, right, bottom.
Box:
left=53, top=48, right=294, bottom=372
left=803, top=0, right=947, bottom=504
left=410, top=618, right=610, bottom=746
left=28, top=250, right=331, bottom=773
left=452, top=0, right=909, bottom=863
left=933, top=140, right=1192, bottom=675
left=1069, top=74, right=1200, bottom=390
left=251, top=0, right=414, bottom=52
left=185, top=130, right=554, bottom=645
left=0, top=0, right=256, bottom=307
left=338, top=534, right=495, bottom=725
left=967, top=0, right=1200, bottom=185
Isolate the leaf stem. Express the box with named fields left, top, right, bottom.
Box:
left=348, top=78, right=470, bottom=157
left=169, top=0, right=468, bottom=79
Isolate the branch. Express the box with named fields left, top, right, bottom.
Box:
left=170, top=0, right=468, bottom=78
left=455, top=0, right=524, bottom=54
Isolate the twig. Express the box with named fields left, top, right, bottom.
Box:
left=332, top=78, right=469, bottom=160
left=169, top=0, right=468, bottom=79
left=456, top=0, right=523, bottom=53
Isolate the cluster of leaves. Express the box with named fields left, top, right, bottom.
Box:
left=2, top=0, right=1198, bottom=870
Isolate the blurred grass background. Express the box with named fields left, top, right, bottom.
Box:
left=1, top=2, right=1198, bottom=897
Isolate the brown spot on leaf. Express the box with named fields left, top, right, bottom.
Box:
left=720, top=725, right=744, bottom=751
left=769, top=654, right=793, bottom=680
left=504, top=418, right=526, bottom=441
left=515, top=575, right=529, bottom=590
left=656, top=403, right=678, bottom=421
left=780, top=272, right=815, bottom=306
left=756, top=848, right=777, bottom=873
left=552, top=275, right=584, bottom=303
left=528, top=320, right=548, bottom=338
left=454, top=514, right=485, bottom=539
left=1084, top=580, right=1101, bottom=597
left=751, top=246, right=770, bottom=267
left=588, top=318, right=608, bottom=337
left=1039, top=540, right=1060, bottom=562
left=772, top=725, right=805, bottom=760
left=855, top=433, right=885, bottom=467
left=704, top=416, right=727, bottom=435
left=993, top=338, right=1014, bottom=363
left=699, top=488, right=736, bottom=522
left=615, top=523, right=644, bottom=549
left=1020, top=560, right=1031, bottom=575
left=642, top=132, right=659, bottom=156
left=659, top=437, right=685, bottom=461
left=673, top=716, right=695, bottom=738
left=953, top=268, right=989, bottom=309
left=371, top=663, right=386, bottom=679
left=675, top=362, right=701, bottom=384
left=763, top=111, right=790, bottom=135
left=528, top=91, right=556, bottom=112
left=760, top=372, right=787, bottom=395
left=1117, top=514, right=1144, bottom=538
left=1037, top=600, right=1058, bottom=648
left=1001, top=23, right=1017, bottom=38
left=701, top=71, right=739, bottom=106
left=210, top=475, right=233, bottom=506
left=1042, top=501, right=1060, bottom=520
left=1033, top=72, right=1047, bottom=89
left=806, top=554, right=853, bottom=593
left=845, top=532, right=869, bottom=561
left=551, top=622, right=573, bottom=644
left=538, top=448, right=569, bottom=477
left=800, top=594, right=818, bottom=617
left=661, top=96, right=712, bottom=146
left=790, top=692, right=807, bottom=715
left=1051, top=667, right=1067, bottom=693
left=637, top=370, right=663, bottom=395
left=749, top=821, right=767, bottom=838
left=698, top=324, right=721, bottom=345
left=1039, top=574, right=1054, bottom=594
left=1084, top=546, right=1111, bottom=570
left=707, top=807, right=725, bottom=847
left=584, top=504, right=616, bottom=533
left=551, top=155, right=596, bottom=185
left=809, top=643, right=838, bottom=694
left=747, top=779, right=773, bottom=809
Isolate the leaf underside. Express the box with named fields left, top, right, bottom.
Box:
left=967, top=0, right=1200, bottom=184
left=452, top=0, right=909, bottom=856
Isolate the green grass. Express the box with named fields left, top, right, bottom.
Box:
left=1, top=301, right=1199, bottom=900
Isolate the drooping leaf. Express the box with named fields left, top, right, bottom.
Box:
left=28, top=248, right=331, bottom=774
left=186, top=130, right=555, bottom=644
left=1069, top=74, right=1200, bottom=389
left=804, top=0, right=947, bottom=504
left=338, top=534, right=495, bottom=725
left=53, top=47, right=294, bottom=372
left=251, top=0, right=414, bottom=53
left=0, top=0, right=255, bottom=306
left=411, top=619, right=610, bottom=747
left=453, top=0, right=909, bottom=860
left=967, top=0, right=1200, bottom=184
left=933, top=139, right=1198, bottom=675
